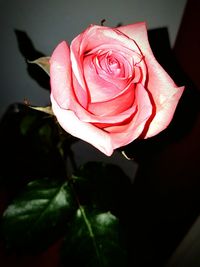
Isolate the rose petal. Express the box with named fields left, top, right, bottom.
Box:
left=117, top=22, right=150, bottom=54
left=50, top=41, right=72, bottom=109
left=70, top=49, right=89, bottom=108
left=142, top=55, right=184, bottom=136
left=118, top=22, right=176, bottom=88
left=50, top=85, right=136, bottom=125
left=50, top=94, right=113, bottom=156
left=75, top=101, right=136, bottom=124
left=87, top=43, right=142, bottom=70
left=83, top=54, right=127, bottom=102
left=88, top=82, right=135, bottom=116
left=76, top=25, right=142, bottom=56
left=118, top=22, right=184, bottom=137
left=71, top=28, right=140, bottom=104
left=107, top=84, right=153, bottom=147
left=144, top=86, right=185, bottom=137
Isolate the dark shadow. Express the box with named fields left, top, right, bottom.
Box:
left=0, top=103, right=67, bottom=195
left=14, top=29, right=50, bottom=90
left=121, top=27, right=200, bottom=267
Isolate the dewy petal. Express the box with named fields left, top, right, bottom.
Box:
left=50, top=41, right=72, bottom=109
left=51, top=95, right=113, bottom=156
left=118, top=22, right=184, bottom=137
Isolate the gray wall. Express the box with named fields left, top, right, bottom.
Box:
left=0, top=0, right=187, bottom=117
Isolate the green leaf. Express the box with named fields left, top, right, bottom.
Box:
left=28, top=56, right=50, bottom=75
left=61, top=208, right=127, bottom=267
left=2, top=178, right=77, bottom=251
left=20, top=112, right=38, bottom=135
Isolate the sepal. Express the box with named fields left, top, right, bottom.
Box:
left=28, top=56, right=50, bottom=76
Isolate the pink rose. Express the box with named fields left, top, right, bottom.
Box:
left=50, top=22, right=184, bottom=156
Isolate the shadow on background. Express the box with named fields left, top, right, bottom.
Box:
left=124, top=27, right=200, bottom=267
left=14, top=30, right=50, bottom=91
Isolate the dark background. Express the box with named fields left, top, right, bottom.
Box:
left=1, top=0, right=200, bottom=266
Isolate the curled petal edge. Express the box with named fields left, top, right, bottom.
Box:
left=50, top=94, right=114, bottom=156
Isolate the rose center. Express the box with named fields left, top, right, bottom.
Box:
left=108, top=57, right=120, bottom=74
left=97, top=52, right=124, bottom=78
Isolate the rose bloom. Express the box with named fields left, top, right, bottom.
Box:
left=50, top=22, right=184, bottom=156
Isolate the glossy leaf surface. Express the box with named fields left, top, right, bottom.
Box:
left=62, top=208, right=127, bottom=267
left=2, top=179, right=77, bottom=251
